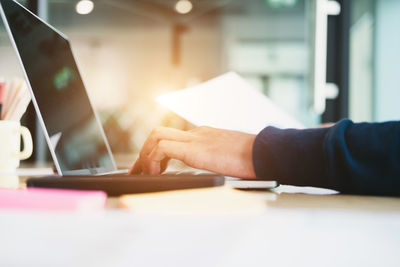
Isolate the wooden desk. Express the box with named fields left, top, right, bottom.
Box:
left=1, top=173, right=400, bottom=267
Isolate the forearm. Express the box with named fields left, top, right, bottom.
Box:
left=252, top=119, right=400, bottom=196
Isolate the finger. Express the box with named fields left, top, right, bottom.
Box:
left=144, top=140, right=188, bottom=174
left=160, top=158, right=170, bottom=173
left=129, top=157, right=142, bottom=174
left=140, top=127, right=192, bottom=158
left=132, top=128, right=191, bottom=175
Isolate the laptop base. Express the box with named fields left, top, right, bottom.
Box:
left=27, top=174, right=225, bottom=196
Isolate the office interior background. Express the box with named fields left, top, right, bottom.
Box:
left=0, top=0, right=399, bottom=164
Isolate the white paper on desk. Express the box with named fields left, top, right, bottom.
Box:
left=273, top=185, right=339, bottom=195
left=157, top=72, right=303, bottom=134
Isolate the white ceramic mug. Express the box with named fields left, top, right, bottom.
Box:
left=0, top=120, right=33, bottom=171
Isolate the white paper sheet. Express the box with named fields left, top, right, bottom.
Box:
left=272, top=185, right=339, bottom=195
left=157, top=72, right=303, bottom=134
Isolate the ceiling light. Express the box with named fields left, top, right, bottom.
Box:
left=175, top=0, right=193, bottom=14
left=76, top=0, right=94, bottom=15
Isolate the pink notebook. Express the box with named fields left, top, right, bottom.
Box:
left=0, top=188, right=107, bottom=211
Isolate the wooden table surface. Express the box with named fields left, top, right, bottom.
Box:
left=1, top=164, right=400, bottom=267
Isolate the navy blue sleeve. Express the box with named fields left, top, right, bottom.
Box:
left=252, top=119, right=400, bottom=196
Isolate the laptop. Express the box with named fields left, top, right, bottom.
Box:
left=0, top=0, right=225, bottom=196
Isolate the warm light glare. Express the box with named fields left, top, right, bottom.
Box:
left=175, top=0, right=193, bottom=14
left=76, top=0, right=94, bottom=15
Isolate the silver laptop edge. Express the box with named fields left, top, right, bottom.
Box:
left=0, top=0, right=119, bottom=175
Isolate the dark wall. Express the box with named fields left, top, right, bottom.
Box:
left=323, top=0, right=350, bottom=122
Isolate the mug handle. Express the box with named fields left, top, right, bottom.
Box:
left=19, top=126, right=33, bottom=160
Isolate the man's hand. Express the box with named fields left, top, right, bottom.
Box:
left=129, top=126, right=257, bottom=179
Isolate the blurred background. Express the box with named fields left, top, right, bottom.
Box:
left=0, top=0, right=399, bottom=166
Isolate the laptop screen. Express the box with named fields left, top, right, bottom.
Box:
left=0, top=0, right=116, bottom=174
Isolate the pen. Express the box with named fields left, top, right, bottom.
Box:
left=0, top=81, right=5, bottom=120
